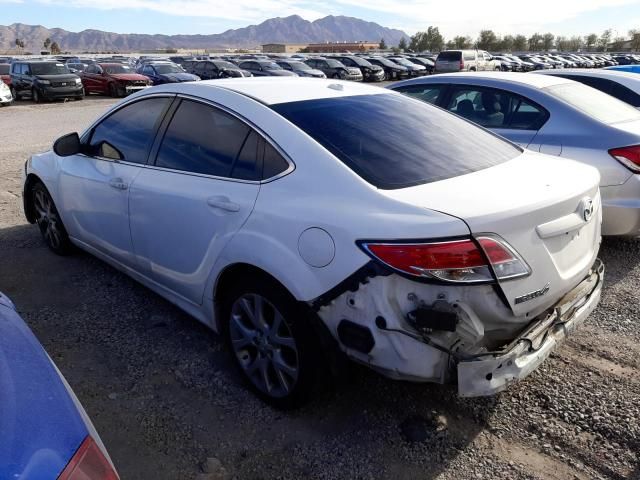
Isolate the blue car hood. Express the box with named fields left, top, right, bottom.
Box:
left=160, top=72, right=199, bottom=82
left=0, top=292, right=88, bottom=479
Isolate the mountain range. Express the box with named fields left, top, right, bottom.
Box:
left=0, top=16, right=410, bottom=53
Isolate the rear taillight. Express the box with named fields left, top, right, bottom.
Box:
left=58, top=436, right=119, bottom=480
left=361, top=236, right=530, bottom=284
left=609, top=145, right=640, bottom=173
left=459, top=59, right=465, bottom=70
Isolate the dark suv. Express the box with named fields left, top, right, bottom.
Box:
left=331, top=55, right=384, bottom=82
left=10, top=61, right=84, bottom=102
left=304, top=58, right=363, bottom=81
left=188, top=60, right=251, bottom=79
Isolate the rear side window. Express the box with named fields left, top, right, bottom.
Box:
left=610, top=82, right=640, bottom=107
left=156, top=100, right=250, bottom=177
left=446, top=87, right=548, bottom=130
left=89, top=97, right=170, bottom=163
left=271, top=93, right=520, bottom=189
left=437, top=51, right=462, bottom=61
left=464, top=52, right=475, bottom=61
left=546, top=82, right=640, bottom=124
left=231, top=131, right=260, bottom=180
left=263, top=143, right=289, bottom=179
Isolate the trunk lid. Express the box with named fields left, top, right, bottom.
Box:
left=382, top=151, right=602, bottom=316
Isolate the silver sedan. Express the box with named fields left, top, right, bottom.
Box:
left=389, top=72, right=640, bottom=236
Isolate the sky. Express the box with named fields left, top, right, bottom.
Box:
left=2, top=0, right=640, bottom=39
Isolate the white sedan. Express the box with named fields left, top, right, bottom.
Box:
left=389, top=72, right=640, bottom=236
left=23, top=78, right=604, bottom=408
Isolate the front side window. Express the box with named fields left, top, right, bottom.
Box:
left=89, top=97, right=170, bottom=162
left=271, top=93, right=520, bottom=189
left=446, top=87, right=548, bottom=130
left=155, top=100, right=250, bottom=177
left=394, top=84, right=443, bottom=105
left=546, top=82, right=640, bottom=124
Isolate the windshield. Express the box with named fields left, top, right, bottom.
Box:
left=271, top=94, right=520, bottom=189
left=325, top=59, right=346, bottom=68
left=104, top=65, right=133, bottom=74
left=546, top=82, right=640, bottom=124
left=261, top=62, right=282, bottom=70
left=290, top=61, right=311, bottom=70
left=392, top=58, right=412, bottom=65
left=213, top=61, right=237, bottom=69
left=370, top=57, right=395, bottom=67
left=153, top=64, right=183, bottom=74
left=31, top=63, right=70, bottom=75
left=346, top=57, right=371, bottom=67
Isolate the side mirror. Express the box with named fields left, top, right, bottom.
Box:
left=53, top=132, right=81, bottom=157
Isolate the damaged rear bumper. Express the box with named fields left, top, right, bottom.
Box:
left=457, top=259, right=604, bottom=397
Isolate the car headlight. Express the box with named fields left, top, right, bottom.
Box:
left=75, top=78, right=82, bottom=84
left=38, top=79, right=51, bottom=85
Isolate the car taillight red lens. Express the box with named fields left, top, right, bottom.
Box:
left=609, top=145, right=640, bottom=173
left=362, top=236, right=529, bottom=284
left=58, top=436, right=119, bottom=480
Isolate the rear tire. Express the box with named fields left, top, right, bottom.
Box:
left=221, top=276, right=323, bottom=409
left=31, top=182, right=73, bottom=255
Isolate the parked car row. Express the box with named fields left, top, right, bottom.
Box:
left=434, top=51, right=622, bottom=73
left=1, top=50, right=637, bottom=105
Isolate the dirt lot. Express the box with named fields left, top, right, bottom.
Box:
left=0, top=96, right=639, bottom=480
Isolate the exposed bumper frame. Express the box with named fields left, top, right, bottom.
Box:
left=457, top=259, right=604, bottom=397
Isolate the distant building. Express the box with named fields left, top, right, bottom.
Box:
left=262, top=43, right=309, bottom=53
left=306, top=41, right=379, bottom=53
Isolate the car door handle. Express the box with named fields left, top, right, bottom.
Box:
left=207, top=196, right=240, bottom=212
left=109, top=178, right=128, bottom=190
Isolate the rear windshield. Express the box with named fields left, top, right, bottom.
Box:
left=545, top=82, right=640, bottom=124
left=0, top=64, right=9, bottom=74
left=271, top=94, right=520, bottom=189
left=438, top=51, right=462, bottom=61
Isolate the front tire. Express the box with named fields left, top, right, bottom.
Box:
left=32, top=87, right=41, bottom=103
left=31, top=182, right=73, bottom=255
left=108, top=83, right=118, bottom=98
left=10, top=86, right=19, bottom=100
left=223, top=277, right=321, bottom=409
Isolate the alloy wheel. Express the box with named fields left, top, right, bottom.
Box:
left=33, top=187, right=63, bottom=250
left=229, top=293, right=299, bottom=398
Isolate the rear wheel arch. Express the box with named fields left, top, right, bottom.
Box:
left=213, top=262, right=341, bottom=406
left=214, top=263, right=293, bottom=328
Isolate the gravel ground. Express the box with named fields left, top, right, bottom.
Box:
left=0, top=95, right=639, bottom=480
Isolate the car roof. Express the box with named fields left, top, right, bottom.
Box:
left=150, top=77, right=388, bottom=105
left=395, top=71, right=571, bottom=89
left=534, top=68, right=640, bottom=80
